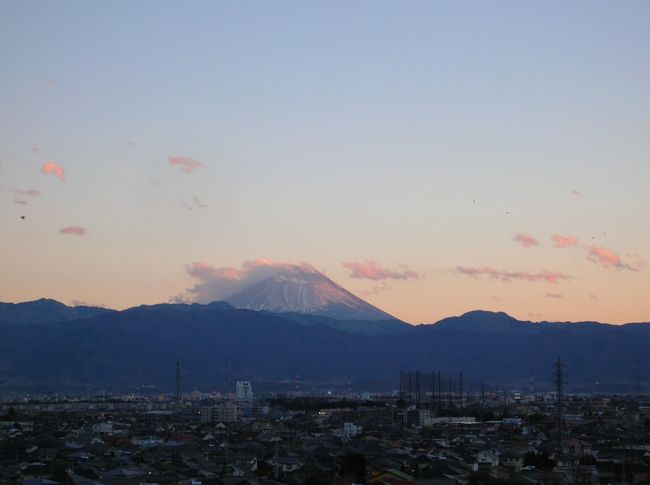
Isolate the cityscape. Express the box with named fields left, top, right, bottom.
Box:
left=2, top=368, right=650, bottom=484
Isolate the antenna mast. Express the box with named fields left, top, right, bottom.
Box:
left=175, top=360, right=181, bottom=416
left=554, top=357, right=565, bottom=451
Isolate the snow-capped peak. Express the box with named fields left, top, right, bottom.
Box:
left=225, top=265, right=394, bottom=321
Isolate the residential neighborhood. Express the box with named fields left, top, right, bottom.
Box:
left=1, top=384, right=649, bottom=484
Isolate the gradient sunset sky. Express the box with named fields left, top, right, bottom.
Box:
left=2, top=1, right=649, bottom=324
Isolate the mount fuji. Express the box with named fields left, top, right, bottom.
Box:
left=225, top=264, right=396, bottom=321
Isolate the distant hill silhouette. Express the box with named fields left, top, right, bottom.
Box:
left=0, top=298, right=113, bottom=325
left=0, top=299, right=648, bottom=392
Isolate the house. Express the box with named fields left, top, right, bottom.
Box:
left=477, top=449, right=500, bottom=468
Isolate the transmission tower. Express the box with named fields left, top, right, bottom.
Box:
left=175, top=360, right=181, bottom=416
left=431, top=371, right=436, bottom=410
left=555, top=357, right=565, bottom=451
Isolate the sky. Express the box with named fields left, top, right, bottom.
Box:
left=1, top=1, right=649, bottom=324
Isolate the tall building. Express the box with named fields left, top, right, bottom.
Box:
left=201, top=402, right=240, bottom=423
left=236, top=381, right=253, bottom=400
left=215, top=401, right=238, bottom=423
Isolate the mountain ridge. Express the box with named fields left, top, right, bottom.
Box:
left=2, top=299, right=648, bottom=329
left=0, top=298, right=114, bottom=326
left=0, top=299, right=648, bottom=392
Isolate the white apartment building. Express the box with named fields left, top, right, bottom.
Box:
left=236, top=381, right=253, bottom=400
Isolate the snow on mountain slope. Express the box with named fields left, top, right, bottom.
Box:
left=225, top=265, right=395, bottom=321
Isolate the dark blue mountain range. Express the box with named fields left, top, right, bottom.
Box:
left=0, top=299, right=648, bottom=393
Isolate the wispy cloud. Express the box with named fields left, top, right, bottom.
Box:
left=343, top=261, right=420, bottom=280
left=70, top=299, right=106, bottom=308
left=12, top=189, right=41, bottom=197
left=455, top=266, right=570, bottom=283
left=551, top=234, right=579, bottom=248
left=586, top=245, right=638, bottom=271
left=546, top=292, right=563, bottom=299
left=193, top=195, right=207, bottom=208
left=31, top=147, right=40, bottom=155
left=59, top=226, right=87, bottom=236
left=513, top=233, right=538, bottom=248
left=570, top=190, right=584, bottom=197
left=41, top=162, right=65, bottom=181
left=589, top=293, right=599, bottom=301
left=183, top=195, right=208, bottom=210
left=176, top=259, right=318, bottom=303
left=14, top=197, right=28, bottom=205
left=168, top=156, right=204, bottom=174
left=360, top=282, right=393, bottom=297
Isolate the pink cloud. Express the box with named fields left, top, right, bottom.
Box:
left=59, top=226, right=87, bottom=236
left=513, top=233, right=538, bottom=247
left=586, top=245, right=638, bottom=271
left=41, top=162, right=65, bottom=181
left=455, top=266, right=570, bottom=283
left=546, top=292, right=563, bottom=299
left=186, top=262, right=242, bottom=281
left=343, top=261, right=420, bottom=280
left=179, top=259, right=319, bottom=303
left=551, top=234, right=579, bottom=248
left=570, top=190, right=584, bottom=197
left=14, top=197, right=28, bottom=205
left=168, top=156, right=204, bottom=174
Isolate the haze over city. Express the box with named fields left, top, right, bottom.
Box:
left=2, top=1, right=649, bottom=324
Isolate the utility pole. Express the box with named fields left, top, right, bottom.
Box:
left=431, top=371, right=436, bottom=411
left=225, top=423, right=229, bottom=474
left=555, top=357, right=565, bottom=452
left=273, top=436, right=280, bottom=480
left=481, top=381, right=485, bottom=421
left=175, top=360, right=181, bottom=418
